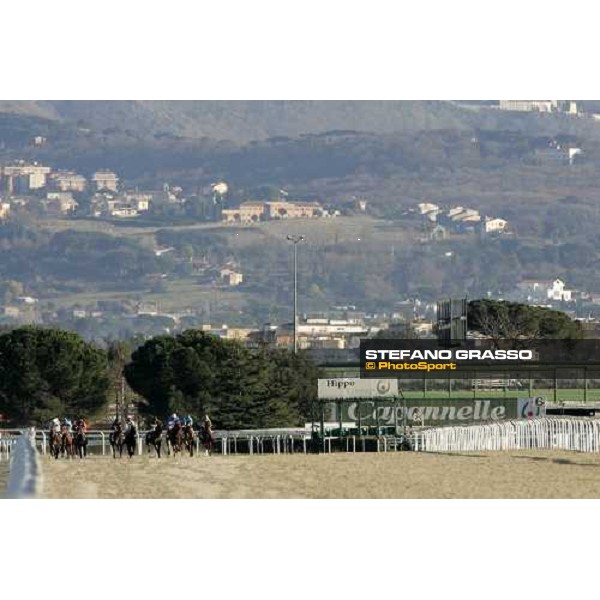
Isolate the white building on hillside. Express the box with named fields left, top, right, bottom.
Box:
left=515, top=278, right=572, bottom=302
left=546, top=278, right=572, bottom=302
left=484, top=217, right=508, bottom=233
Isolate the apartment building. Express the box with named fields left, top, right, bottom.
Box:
left=49, top=170, right=87, bottom=192
left=2, top=162, right=51, bottom=193
left=92, top=170, right=119, bottom=192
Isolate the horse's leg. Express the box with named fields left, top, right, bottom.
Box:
left=157, top=441, right=161, bottom=459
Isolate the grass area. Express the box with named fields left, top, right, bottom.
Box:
left=47, top=277, right=252, bottom=314
left=41, top=215, right=415, bottom=247
left=398, top=389, right=600, bottom=402
left=142, top=279, right=250, bottom=314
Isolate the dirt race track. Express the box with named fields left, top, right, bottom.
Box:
left=40, top=450, right=600, bottom=499
left=0, top=462, right=8, bottom=490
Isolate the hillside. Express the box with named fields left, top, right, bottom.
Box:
left=3, top=100, right=600, bottom=338
left=0, top=100, right=474, bottom=142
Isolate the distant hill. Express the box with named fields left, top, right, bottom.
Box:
left=0, top=100, right=474, bottom=142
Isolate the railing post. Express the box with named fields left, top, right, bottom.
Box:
left=100, top=432, right=106, bottom=456
left=5, top=431, right=42, bottom=499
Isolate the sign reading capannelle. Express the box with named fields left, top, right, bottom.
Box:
left=318, top=378, right=398, bottom=400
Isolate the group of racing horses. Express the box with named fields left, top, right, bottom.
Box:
left=49, top=422, right=88, bottom=460
left=48, top=418, right=215, bottom=460
left=113, top=419, right=215, bottom=459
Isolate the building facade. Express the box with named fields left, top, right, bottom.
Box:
left=92, top=170, right=119, bottom=192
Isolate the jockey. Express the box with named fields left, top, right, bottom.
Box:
left=185, top=415, right=193, bottom=428
left=167, top=413, right=178, bottom=430
left=62, top=417, right=72, bottom=433
left=111, top=417, right=122, bottom=430
left=201, top=414, right=213, bottom=456
left=125, top=416, right=137, bottom=436
left=50, top=417, right=61, bottom=434
left=203, top=414, right=212, bottom=430
left=76, top=416, right=87, bottom=432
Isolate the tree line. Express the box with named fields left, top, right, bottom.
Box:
left=0, top=300, right=583, bottom=427
left=0, top=326, right=321, bottom=428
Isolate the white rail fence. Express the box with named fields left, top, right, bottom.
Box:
left=0, top=431, right=19, bottom=461
left=413, top=418, right=600, bottom=453
left=2, top=429, right=43, bottom=498
left=33, top=428, right=311, bottom=457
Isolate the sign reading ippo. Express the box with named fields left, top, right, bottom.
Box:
left=318, top=378, right=398, bottom=400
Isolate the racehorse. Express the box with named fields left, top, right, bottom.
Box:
left=167, top=422, right=183, bottom=456
left=61, top=426, right=74, bottom=458
left=74, top=425, right=87, bottom=459
left=109, top=423, right=124, bottom=459
left=201, top=424, right=215, bottom=456
left=124, top=425, right=137, bottom=458
left=49, top=430, right=62, bottom=459
left=183, top=424, right=195, bottom=457
left=145, top=421, right=163, bottom=458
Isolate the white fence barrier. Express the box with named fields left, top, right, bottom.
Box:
left=33, top=428, right=312, bottom=457
left=4, top=429, right=43, bottom=498
left=0, top=432, right=19, bottom=461
left=35, top=430, right=140, bottom=457
left=413, top=418, right=600, bottom=453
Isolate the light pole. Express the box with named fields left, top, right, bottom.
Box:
left=286, top=235, right=304, bottom=353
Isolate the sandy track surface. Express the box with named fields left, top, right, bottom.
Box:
left=39, top=450, right=600, bottom=499
left=0, top=461, right=8, bottom=491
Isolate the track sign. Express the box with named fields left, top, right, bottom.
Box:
left=518, top=397, right=546, bottom=419
left=318, top=378, right=398, bottom=400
